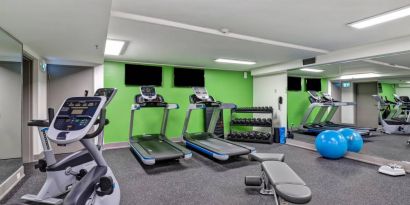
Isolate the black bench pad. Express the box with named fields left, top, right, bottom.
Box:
left=249, top=153, right=285, bottom=162
left=262, top=161, right=312, bottom=204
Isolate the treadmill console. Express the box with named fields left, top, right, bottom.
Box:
left=48, top=96, right=106, bottom=144
left=95, top=88, right=117, bottom=105
left=193, top=87, right=210, bottom=101
left=135, top=86, right=167, bottom=107
left=141, top=86, right=157, bottom=101
left=307, top=90, right=321, bottom=103
left=322, top=93, right=335, bottom=102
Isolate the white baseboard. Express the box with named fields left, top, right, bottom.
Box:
left=0, top=166, right=25, bottom=200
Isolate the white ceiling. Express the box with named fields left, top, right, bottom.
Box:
left=0, top=29, right=22, bottom=62
left=111, top=0, right=410, bottom=51
left=372, top=52, right=410, bottom=68
left=106, top=17, right=321, bottom=70
left=2, top=0, right=410, bottom=69
left=288, top=60, right=410, bottom=80
left=0, top=0, right=112, bottom=66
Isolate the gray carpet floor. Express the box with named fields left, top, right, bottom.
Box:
left=293, top=132, right=410, bottom=161
left=0, top=158, right=22, bottom=184
left=2, top=143, right=410, bottom=205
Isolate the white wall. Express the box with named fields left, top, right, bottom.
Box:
left=341, top=85, right=355, bottom=124
left=395, top=87, right=410, bottom=97
left=0, top=62, right=22, bottom=159
left=47, top=65, right=94, bottom=154
left=253, top=72, right=287, bottom=128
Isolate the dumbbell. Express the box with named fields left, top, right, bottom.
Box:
left=248, top=132, right=256, bottom=139
left=267, top=118, right=272, bottom=125
left=254, top=118, right=261, bottom=125
left=263, top=133, right=271, bottom=140
left=239, top=132, right=247, bottom=139
left=255, top=132, right=263, bottom=140
left=233, top=132, right=238, bottom=139
left=244, top=119, right=250, bottom=125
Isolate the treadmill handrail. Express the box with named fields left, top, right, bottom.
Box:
left=187, top=103, right=236, bottom=110
left=131, top=103, right=179, bottom=110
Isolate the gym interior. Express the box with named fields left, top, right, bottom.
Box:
left=1, top=1, right=410, bottom=205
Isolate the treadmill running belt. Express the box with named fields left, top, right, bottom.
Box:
left=192, top=138, right=250, bottom=155
left=136, top=140, right=184, bottom=160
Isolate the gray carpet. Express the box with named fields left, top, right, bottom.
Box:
left=293, top=132, right=410, bottom=161
left=0, top=158, right=22, bottom=184
left=2, top=143, right=410, bottom=205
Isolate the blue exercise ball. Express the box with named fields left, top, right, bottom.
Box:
left=338, top=128, right=363, bottom=153
left=315, top=130, right=348, bottom=159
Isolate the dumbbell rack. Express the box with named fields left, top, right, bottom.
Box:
left=228, top=107, right=274, bottom=144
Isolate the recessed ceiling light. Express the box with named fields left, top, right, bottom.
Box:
left=215, top=58, right=256, bottom=65
left=104, top=39, right=126, bottom=56
left=340, top=73, right=380, bottom=79
left=348, top=5, right=410, bottom=29
left=300, top=68, right=324, bottom=73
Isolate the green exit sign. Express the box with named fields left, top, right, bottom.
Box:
left=342, top=82, right=351, bottom=88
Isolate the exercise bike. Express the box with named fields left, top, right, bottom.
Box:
left=21, top=88, right=118, bottom=205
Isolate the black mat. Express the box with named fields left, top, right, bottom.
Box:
left=2, top=143, right=410, bottom=205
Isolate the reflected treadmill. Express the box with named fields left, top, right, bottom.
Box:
left=299, top=90, right=375, bottom=136
left=182, top=87, right=255, bottom=160
left=129, top=86, right=192, bottom=165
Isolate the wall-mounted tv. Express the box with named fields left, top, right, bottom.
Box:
left=305, top=78, right=321, bottom=91
left=174, top=67, right=205, bottom=87
left=125, top=64, right=162, bottom=86
left=288, top=76, right=302, bottom=91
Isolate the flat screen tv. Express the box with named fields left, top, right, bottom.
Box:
left=288, top=76, right=302, bottom=91
left=125, top=64, right=162, bottom=86
left=174, top=67, right=205, bottom=87
left=305, top=78, right=321, bottom=91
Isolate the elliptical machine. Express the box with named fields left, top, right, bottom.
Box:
left=21, top=88, right=119, bottom=205
left=373, top=95, right=410, bottom=135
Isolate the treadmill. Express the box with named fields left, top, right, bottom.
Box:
left=299, top=90, right=373, bottom=136
left=182, top=87, right=255, bottom=160
left=129, top=86, right=192, bottom=165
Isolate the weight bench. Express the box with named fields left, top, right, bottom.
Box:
left=245, top=154, right=312, bottom=204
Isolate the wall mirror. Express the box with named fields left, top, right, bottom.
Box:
left=287, top=51, right=410, bottom=163
left=0, top=28, right=22, bottom=192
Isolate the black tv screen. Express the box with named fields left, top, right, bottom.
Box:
left=174, top=68, right=205, bottom=87
left=125, top=64, right=162, bottom=86
left=288, top=76, right=302, bottom=91
left=306, top=78, right=321, bottom=91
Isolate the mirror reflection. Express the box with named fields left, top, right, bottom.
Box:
left=287, top=52, right=410, bottom=162
left=0, top=28, right=22, bottom=185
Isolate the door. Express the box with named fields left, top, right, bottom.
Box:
left=22, top=57, right=33, bottom=162
left=355, top=82, right=378, bottom=128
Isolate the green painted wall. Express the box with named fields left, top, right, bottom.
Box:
left=379, top=83, right=396, bottom=101
left=287, top=78, right=328, bottom=128
left=104, top=61, right=253, bottom=143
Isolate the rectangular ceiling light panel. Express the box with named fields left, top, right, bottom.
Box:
left=300, top=68, right=324, bottom=73
left=340, top=73, right=380, bottom=79
left=349, top=6, right=410, bottom=29
left=105, top=39, right=126, bottom=56
left=215, top=58, right=256, bottom=65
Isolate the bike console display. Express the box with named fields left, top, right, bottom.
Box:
left=48, top=96, right=106, bottom=144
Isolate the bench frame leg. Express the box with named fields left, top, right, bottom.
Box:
left=260, top=172, right=280, bottom=205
